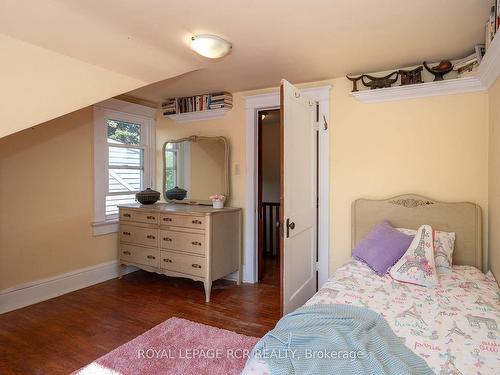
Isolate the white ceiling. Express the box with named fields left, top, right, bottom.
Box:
left=1, top=0, right=492, bottom=106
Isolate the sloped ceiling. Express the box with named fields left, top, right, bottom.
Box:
left=0, top=0, right=492, bottom=137
left=0, top=0, right=200, bottom=138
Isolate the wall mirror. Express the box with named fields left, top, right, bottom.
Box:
left=162, top=136, right=230, bottom=205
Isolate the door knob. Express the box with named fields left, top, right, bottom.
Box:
left=286, top=218, right=295, bottom=238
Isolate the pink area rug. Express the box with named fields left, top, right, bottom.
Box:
left=74, top=317, right=259, bottom=375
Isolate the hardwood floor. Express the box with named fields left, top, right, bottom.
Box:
left=261, top=255, right=280, bottom=286
left=0, top=269, right=280, bottom=375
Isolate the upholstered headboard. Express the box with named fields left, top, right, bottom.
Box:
left=351, top=194, right=483, bottom=271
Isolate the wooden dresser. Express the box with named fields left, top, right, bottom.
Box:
left=118, top=203, right=242, bottom=302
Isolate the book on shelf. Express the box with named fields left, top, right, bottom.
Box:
left=161, top=92, right=232, bottom=115
left=486, top=5, right=497, bottom=50
left=453, top=53, right=478, bottom=70
left=161, top=98, right=177, bottom=115
left=457, top=69, right=478, bottom=78
left=209, top=104, right=232, bottom=109
left=456, top=61, right=479, bottom=77
left=475, top=44, right=486, bottom=64
left=211, top=93, right=232, bottom=100
left=209, top=91, right=232, bottom=110
left=497, top=0, right=500, bottom=32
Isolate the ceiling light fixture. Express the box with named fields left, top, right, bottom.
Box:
left=190, top=34, right=232, bottom=59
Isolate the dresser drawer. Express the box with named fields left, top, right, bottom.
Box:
left=120, top=209, right=159, bottom=224
left=121, top=244, right=159, bottom=268
left=159, top=214, right=206, bottom=229
left=160, top=230, right=206, bottom=255
left=160, top=251, right=205, bottom=278
left=120, top=224, right=158, bottom=247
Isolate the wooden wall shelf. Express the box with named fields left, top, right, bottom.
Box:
left=351, top=34, right=500, bottom=103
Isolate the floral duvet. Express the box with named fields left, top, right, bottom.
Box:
left=242, top=259, right=500, bottom=375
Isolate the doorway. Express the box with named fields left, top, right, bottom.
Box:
left=257, top=109, right=281, bottom=286
left=244, top=85, right=330, bottom=298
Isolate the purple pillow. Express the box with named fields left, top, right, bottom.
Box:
left=352, top=220, right=413, bottom=275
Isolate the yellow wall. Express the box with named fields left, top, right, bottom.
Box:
left=489, top=77, right=500, bottom=277
left=155, top=95, right=247, bottom=209
left=188, top=140, right=226, bottom=200
left=0, top=78, right=491, bottom=292
left=329, top=78, right=489, bottom=272
left=0, top=107, right=117, bottom=290
left=155, top=79, right=490, bottom=275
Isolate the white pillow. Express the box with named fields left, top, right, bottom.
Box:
left=390, top=225, right=439, bottom=287
left=397, top=227, right=455, bottom=274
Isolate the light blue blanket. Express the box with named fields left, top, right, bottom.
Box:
left=250, top=304, right=434, bottom=375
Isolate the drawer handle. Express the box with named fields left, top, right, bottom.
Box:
left=147, top=255, right=156, bottom=260
left=123, top=213, right=131, bottom=218
left=163, top=237, right=173, bottom=242
left=163, top=258, right=172, bottom=263
left=122, top=231, right=131, bottom=236
left=146, top=235, right=156, bottom=239
left=123, top=251, right=131, bottom=255
left=192, top=241, right=202, bottom=246
left=163, top=217, right=173, bottom=222
left=192, top=220, right=202, bottom=225
left=191, top=263, right=202, bottom=269
left=147, top=215, right=156, bottom=220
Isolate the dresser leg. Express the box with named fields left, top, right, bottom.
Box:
left=204, top=281, right=212, bottom=302
left=236, top=269, right=242, bottom=285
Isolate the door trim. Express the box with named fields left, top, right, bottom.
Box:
left=244, top=85, right=331, bottom=285
left=256, top=108, right=282, bottom=282
left=257, top=110, right=264, bottom=281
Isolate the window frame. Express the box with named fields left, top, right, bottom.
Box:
left=92, top=99, right=156, bottom=235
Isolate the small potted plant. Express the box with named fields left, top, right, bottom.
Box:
left=209, top=194, right=226, bottom=209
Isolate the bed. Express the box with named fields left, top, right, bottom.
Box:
left=242, top=195, right=500, bottom=374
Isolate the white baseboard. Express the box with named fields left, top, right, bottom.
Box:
left=223, top=271, right=237, bottom=282
left=0, top=260, right=137, bottom=314
left=222, top=271, right=255, bottom=283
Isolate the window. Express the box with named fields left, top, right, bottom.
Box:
left=164, top=142, right=178, bottom=191
left=93, top=99, right=156, bottom=235
left=163, top=141, right=190, bottom=194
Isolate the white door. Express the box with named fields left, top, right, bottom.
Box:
left=281, top=79, right=317, bottom=315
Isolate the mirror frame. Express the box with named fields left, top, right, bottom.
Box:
left=162, top=135, right=230, bottom=205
